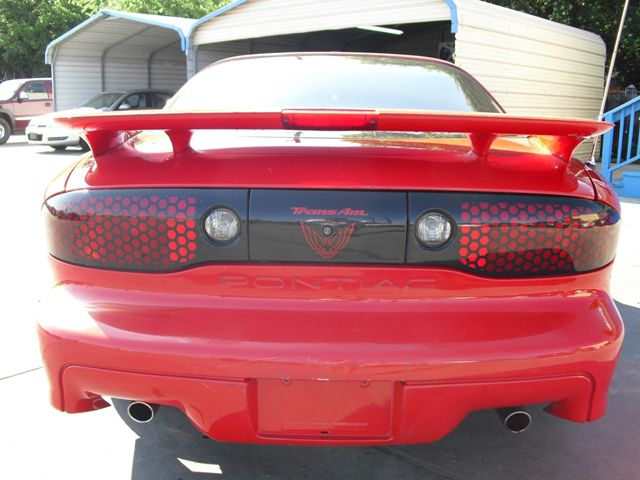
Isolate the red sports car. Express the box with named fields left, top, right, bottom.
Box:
left=39, top=53, right=623, bottom=445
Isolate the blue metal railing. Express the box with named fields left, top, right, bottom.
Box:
left=601, top=95, right=640, bottom=185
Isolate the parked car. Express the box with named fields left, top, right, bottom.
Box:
left=40, top=53, right=622, bottom=445
left=0, top=78, right=53, bottom=144
left=26, top=89, right=173, bottom=150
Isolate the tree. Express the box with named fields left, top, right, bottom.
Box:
left=0, top=0, right=228, bottom=79
left=86, top=0, right=229, bottom=19
left=486, top=0, right=639, bottom=86
left=0, top=0, right=90, bottom=78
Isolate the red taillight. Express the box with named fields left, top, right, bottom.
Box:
left=45, top=189, right=619, bottom=277
left=457, top=199, right=619, bottom=275
left=45, top=191, right=199, bottom=269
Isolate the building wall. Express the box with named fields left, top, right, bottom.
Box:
left=455, top=0, right=605, bottom=117
left=150, top=44, right=188, bottom=92
left=52, top=47, right=102, bottom=111
left=103, top=27, right=183, bottom=92
left=197, top=40, right=252, bottom=70
left=453, top=0, right=606, bottom=158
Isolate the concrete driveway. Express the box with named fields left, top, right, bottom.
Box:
left=1, top=136, right=638, bottom=479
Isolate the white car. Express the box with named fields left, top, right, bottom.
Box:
left=27, top=89, right=173, bottom=151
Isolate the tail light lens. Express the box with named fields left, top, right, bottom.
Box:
left=457, top=199, right=619, bottom=275
left=43, top=189, right=248, bottom=271
left=44, top=189, right=619, bottom=277
left=408, top=193, right=620, bottom=276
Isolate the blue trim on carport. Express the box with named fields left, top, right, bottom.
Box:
left=186, top=0, right=249, bottom=53
left=45, top=9, right=196, bottom=63
left=45, top=11, right=104, bottom=63
left=444, top=0, right=459, bottom=33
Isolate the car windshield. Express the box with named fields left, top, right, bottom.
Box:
left=81, top=92, right=124, bottom=110
left=167, top=54, right=502, bottom=113
left=0, top=79, right=23, bottom=101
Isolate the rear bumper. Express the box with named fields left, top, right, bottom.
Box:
left=38, top=261, right=624, bottom=445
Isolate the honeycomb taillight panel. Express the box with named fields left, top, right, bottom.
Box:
left=408, top=192, right=620, bottom=277
left=43, top=189, right=249, bottom=271
left=44, top=189, right=619, bottom=277
left=457, top=200, right=619, bottom=275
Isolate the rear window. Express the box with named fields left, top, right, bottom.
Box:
left=168, top=54, right=502, bottom=113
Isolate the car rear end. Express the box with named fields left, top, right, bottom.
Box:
left=37, top=53, right=623, bottom=445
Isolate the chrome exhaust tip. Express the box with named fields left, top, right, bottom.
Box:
left=127, top=401, right=159, bottom=423
left=496, top=407, right=532, bottom=433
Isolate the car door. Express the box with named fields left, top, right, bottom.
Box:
left=13, top=81, right=53, bottom=130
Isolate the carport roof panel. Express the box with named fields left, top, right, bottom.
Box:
left=45, top=9, right=196, bottom=63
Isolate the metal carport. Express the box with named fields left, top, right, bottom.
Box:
left=46, top=10, right=195, bottom=111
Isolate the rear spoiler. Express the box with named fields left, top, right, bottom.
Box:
left=52, top=109, right=612, bottom=160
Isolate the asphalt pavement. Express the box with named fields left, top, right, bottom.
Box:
left=0, top=135, right=638, bottom=479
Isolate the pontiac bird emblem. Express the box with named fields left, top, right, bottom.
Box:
left=300, top=222, right=356, bottom=259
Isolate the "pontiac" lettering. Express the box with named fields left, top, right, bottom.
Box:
left=217, top=274, right=436, bottom=290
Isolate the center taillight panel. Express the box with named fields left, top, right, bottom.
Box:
left=44, top=189, right=620, bottom=277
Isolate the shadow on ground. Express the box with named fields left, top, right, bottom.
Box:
left=35, top=147, right=86, bottom=156
left=113, top=300, right=638, bottom=480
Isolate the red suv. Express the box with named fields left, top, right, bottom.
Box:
left=0, top=78, right=53, bottom=144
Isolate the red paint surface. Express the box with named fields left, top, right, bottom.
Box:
left=62, top=141, right=599, bottom=201
left=39, top=102, right=623, bottom=445
left=38, top=258, right=623, bottom=444
left=53, top=109, right=611, bottom=159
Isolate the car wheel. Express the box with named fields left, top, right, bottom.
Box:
left=51, top=146, right=67, bottom=151
left=0, top=118, right=11, bottom=145
left=79, top=139, right=90, bottom=152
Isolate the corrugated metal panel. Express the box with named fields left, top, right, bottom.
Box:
left=197, top=41, right=251, bottom=69
left=150, top=44, right=187, bottom=91
left=52, top=19, right=108, bottom=110
left=50, top=15, right=187, bottom=111
left=53, top=59, right=101, bottom=110
left=104, top=27, right=182, bottom=91
left=454, top=0, right=605, bottom=120
left=192, top=0, right=450, bottom=45
left=104, top=60, right=148, bottom=91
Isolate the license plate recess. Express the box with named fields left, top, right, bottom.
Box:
left=257, top=379, right=394, bottom=439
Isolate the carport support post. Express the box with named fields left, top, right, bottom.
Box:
left=187, top=45, right=198, bottom=79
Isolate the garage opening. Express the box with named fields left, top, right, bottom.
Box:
left=196, top=22, right=455, bottom=71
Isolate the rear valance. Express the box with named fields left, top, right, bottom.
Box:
left=53, top=109, right=612, bottom=160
